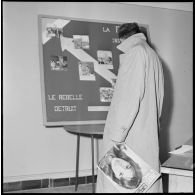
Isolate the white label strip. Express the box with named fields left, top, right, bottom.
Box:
left=88, top=106, right=109, bottom=112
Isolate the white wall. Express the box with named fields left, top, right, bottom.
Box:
left=3, top=2, right=193, bottom=181
left=120, top=2, right=193, bottom=11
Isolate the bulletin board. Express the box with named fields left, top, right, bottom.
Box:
left=38, top=15, right=123, bottom=126
left=38, top=15, right=150, bottom=127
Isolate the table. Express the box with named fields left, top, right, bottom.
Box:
left=161, top=138, right=193, bottom=192
left=64, top=124, right=104, bottom=193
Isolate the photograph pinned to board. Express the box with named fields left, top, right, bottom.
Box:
left=46, top=23, right=63, bottom=38
left=99, top=87, right=114, bottom=102
left=97, top=143, right=161, bottom=193
left=73, top=35, right=90, bottom=49
left=97, top=50, right=113, bottom=65
left=50, top=55, right=68, bottom=71
left=78, top=61, right=96, bottom=81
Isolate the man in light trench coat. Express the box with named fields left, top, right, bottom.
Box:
left=96, top=23, right=164, bottom=193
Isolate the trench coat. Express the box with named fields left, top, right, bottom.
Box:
left=96, top=33, right=164, bottom=193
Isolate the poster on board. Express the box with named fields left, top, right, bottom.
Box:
left=38, top=15, right=123, bottom=126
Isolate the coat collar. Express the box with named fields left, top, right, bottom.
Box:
left=116, top=33, right=146, bottom=53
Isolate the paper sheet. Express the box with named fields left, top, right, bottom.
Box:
left=169, top=145, right=193, bottom=155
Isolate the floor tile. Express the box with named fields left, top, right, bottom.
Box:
left=6, top=181, right=22, bottom=192
left=22, top=180, right=41, bottom=190
left=52, top=178, right=69, bottom=187
left=5, top=183, right=95, bottom=193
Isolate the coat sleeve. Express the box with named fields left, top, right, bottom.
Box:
left=108, top=47, right=146, bottom=142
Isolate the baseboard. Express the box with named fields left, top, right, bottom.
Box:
left=3, top=169, right=98, bottom=192
left=4, top=168, right=97, bottom=183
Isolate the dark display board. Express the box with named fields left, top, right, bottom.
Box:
left=38, top=15, right=123, bottom=126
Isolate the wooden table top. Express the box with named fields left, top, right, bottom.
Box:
left=64, top=124, right=104, bottom=135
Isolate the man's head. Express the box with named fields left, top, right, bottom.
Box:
left=118, top=23, right=140, bottom=42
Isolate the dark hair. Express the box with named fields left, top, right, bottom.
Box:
left=118, top=23, right=140, bottom=39
left=101, top=144, right=142, bottom=189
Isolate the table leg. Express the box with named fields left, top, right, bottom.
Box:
left=75, top=133, right=80, bottom=191
left=91, top=135, right=95, bottom=193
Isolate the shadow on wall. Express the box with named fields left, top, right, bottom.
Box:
left=158, top=58, right=173, bottom=193
left=148, top=43, right=174, bottom=164
left=145, top=35, right=174, bottom=192
left=158, top=57, right=174, bottom=163
left=140, top=24, right=174, bottom=163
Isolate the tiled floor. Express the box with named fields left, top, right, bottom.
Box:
left=6, top=183, right=95, bottom=193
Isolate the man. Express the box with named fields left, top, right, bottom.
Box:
left=96, top=23, right=164, bottom=192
